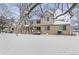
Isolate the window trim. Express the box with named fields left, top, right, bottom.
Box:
left=37, top=20, right=40, bottom=24
left=45, top=25, right=50, bottom=31
left=45, top=16, right=49, bottom=21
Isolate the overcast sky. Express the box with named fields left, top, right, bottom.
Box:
left=0, top=3, right=79, bottom=22
left=0, top=3, right=19, bottom=20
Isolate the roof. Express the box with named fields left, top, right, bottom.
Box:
left=55, top=9, right=71, bottom=20
left=73, top=23, right=78, bottom=27
left=53, top=21, right=70, bottom=25
left=55, top=9, right=62, bottom=16
left=28, top=19, right=40, bottom=21
left=46, top=10, right=54, bottom=14
left=44, top=10, right=54, bottom=15
left=24, top=24, right=29, bottom=27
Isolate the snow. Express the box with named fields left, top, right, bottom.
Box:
left=54, top=21, right=70, bottom=25
left=73, top=23, right=78, bottom=27
left=46, top=10, right=54, bottom=14
left=0, top=33, right=79, bottom=55
left=24, top=24, right=29, bottom=27
left=55, top=9, right=62, bottom=16
left=55, top=9, right=71, bottom=21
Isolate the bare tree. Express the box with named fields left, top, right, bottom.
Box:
left=0, top=16, right=7, bottom=32
left=56, top=3, right=78, bottom=19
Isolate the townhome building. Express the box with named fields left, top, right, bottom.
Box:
left=13, top=9, right=74, bottom=35
left=31, top=9, right=73, bottom=35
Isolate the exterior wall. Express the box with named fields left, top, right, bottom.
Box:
left=50, top=25, right=58, bottom=34
left=15, top=10, right=73, bottom=35
left=40, top=11, right=73, bottom=35
left=40, top=25, right=45, bottom=34
left=63, top=25, right=73, bottom=35
left=40, top=12, right=54, bottom=26
left=40, top=11, right=55, bottom=34
left=41, top=24, right=73, bottom=35
left=52, top=24, right=73, bottom=35
left=41, top=25, right=57, bottom=34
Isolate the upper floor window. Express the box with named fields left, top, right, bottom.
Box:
left=45, top=16, right=49, bottom=21
left=37, top=20, right=40, bottom=24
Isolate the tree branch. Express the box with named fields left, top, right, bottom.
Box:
left=28, top=3, right=41, bottom=15
left=56, top=3, right=78, bottom=19
left=40, top=4, right=43, bottom=13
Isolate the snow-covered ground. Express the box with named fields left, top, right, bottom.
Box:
left=0, top=33, right=79, bottom=55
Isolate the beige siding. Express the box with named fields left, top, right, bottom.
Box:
left=52, top=25, right=73, bottom=35
left=63, top=25, right=73, bottom=35
left=40, top=12, right=54, bottom=26
left=41, top=24, right=73, bottom=35
left=41, top=25, right=57, bottom=34
left=16, top=10, right=73, bottom=35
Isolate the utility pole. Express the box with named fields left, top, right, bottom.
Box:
left=77, top=9, right=79, bottom=34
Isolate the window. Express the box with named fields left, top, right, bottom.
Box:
left=31, top=21, right=33, bottom=24
left=58, top=25, right=66, bottom=31
left=24, top=21, right=26, bottom=24
left=63, top=25, right=66, bottom=30
left=58, top=25, right=63, bottom=31
left=45, top=26, right=50, bottom=31
left=47, top=17, right=49, bottom=21
left=37, top=20, right=40, bottom=24
left=45, top=16, right=49, bottom=21
left=37, top=27, right=41, bottom=31
left=12, top=28, right=14, bottom=30
left=47, top=26, right=50, bottom=30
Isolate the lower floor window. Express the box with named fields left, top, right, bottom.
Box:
left=37, top=27, right=41, bottom=31
left=45, top=26, right=50, bottom=31
left=58, top=25, right=66, bottom=31
left=63, top=25, right=66, bottom=30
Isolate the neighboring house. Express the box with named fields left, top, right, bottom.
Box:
left=17, top=20, right=31, bottom=34
left=73, top=23, right=79, bottom=32
left=29, top=19, right=41, bottom=34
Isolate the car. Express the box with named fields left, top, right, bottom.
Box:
left=32, top=31, right=41, bottom=35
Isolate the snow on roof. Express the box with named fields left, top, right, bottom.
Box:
left=73, top=23, right=78, bottom=26
left=55, top=9, right=62, bottom=16
left=55, top=9, right=71, bottom=20
left=24, top=24, right=29, bottom=27
left=13, top=23, right=16, bottom=26
left=28, top=19, right=40, bottom=21
left=43, top=10, right=54, bottom=15
left=47, top=10, right=54, bottom=14
left=54, top=21, right=70, bottom=25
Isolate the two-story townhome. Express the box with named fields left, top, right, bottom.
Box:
left=40, top=9, right=73, bottom=35
left=29, top=10, right=55, bottom=34
left=53, top=9, right=73, bottom=35
left=14, top=9, right=73, bottom=35
left=53, top=20, right=73, bottom=35
left=40, top=10, right=55, bottom=34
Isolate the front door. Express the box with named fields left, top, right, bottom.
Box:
left=57, top=30, right=62, bottom=35
left=57, top=25, right=63, bottom=35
